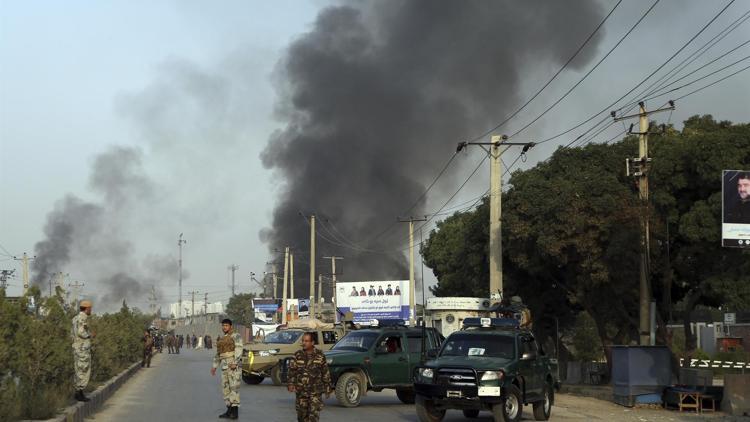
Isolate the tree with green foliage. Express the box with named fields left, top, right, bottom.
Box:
left=226, top=293, right=255, bottom=327
left=0, top=289, right=152, bottom=421
left=422, top=115, right=750, bottom=361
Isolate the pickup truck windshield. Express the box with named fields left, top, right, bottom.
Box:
left=440, top=333, right=515, bottom=359
left=331, top=332, right=379, bottom=352
left=263, top=330, right=303, bottom=344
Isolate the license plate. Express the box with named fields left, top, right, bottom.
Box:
left=478, top=386, right=501, bottom=396
left=447, top=390, right=463, bottom=398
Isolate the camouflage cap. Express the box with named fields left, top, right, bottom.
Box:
left=79, top=300, right=92, bottom=308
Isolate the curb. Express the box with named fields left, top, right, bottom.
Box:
left=559, top=384, right=614, bottom=403
left=30, top=360, right=143, bottom=422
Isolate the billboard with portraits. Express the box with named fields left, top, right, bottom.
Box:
left=335, top=280, right=410, bottom=324
left=722, top=170, right=750, bottom=247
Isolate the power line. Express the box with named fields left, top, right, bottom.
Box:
left=349, top=0, right=626, bottom=247
left=675, top=62, right=750, bottom=100
left=536, top=0, right=737, bottom=146
left=507, top=0, right=661, bottom=140
left=642, top=52, right=750, bottom=103
left=626, top=8, right=750, bottom=107
left=467, top=0, right=624, bottom=143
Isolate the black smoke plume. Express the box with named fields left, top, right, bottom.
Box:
left=262, top=1, right=605, bottom=295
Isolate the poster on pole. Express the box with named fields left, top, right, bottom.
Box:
left=722, top=170, right=750, bottom=247
left=335, top=280, right=410, bottom=325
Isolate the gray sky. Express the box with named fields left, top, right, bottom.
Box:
left=1, top=0, right=748, bottom=312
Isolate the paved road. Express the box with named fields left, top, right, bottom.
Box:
left=87, top=349, right=738, bottom=421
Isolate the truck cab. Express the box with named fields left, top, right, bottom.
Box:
left=413, top=317, right=554, bottom=422
left=324, top=320, right=444, bottom=407
left=243, top=321, right=345, bottom=385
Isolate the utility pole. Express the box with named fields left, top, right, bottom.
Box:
left=456, top=136, right=535, bottom=300
left=13, top=253, right=35, bottom=295
left=69, top=281, right=84, bottom=305
left=614, top=100, right=674, bottom=346
left=309, top=214, right=316, bottom=319
left=204, top=292, right=208, bottom=315
left=398, top=217, right=426, bottom=326
left=188, top=290, right=198, bottom=320
left=148, top=286, right=158, bottom=315
left=323, top=256, right=343, bottom=322
left=268, top=262, right=278, bottom=299
left=290, top=252, right=295, bottom=299
left=178, top=233, right=187, bottom=319
left=228, top=264, right=239, bottom=296
left=281, top=247, right=290, bottom=324
left=317, top=274, right=324, bottom=319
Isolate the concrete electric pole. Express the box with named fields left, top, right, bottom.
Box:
left=13, top=253, right=35, bottom=295
left=456, top=136, right=535, bottom=300
left=282, top=247, right=290, bottom=324
left=178, top=233, right=187, bottom=318
left=69, top=281, right=84, bottom=305
left=228, top=264, right=239, bottom=296
left=188, top=290, right=198, bottom=321
left=290, top=252, right=295, bottom=299
left=323, top=256, right=343, bottom=322
left=309, top=214, right=316, bottom=319
left=399, top=217, right=426, bottom=326
left=614, top=100, right=674, bottom=346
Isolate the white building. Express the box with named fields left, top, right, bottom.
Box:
left=426, top=297, right=493, bottom=337
left=169, top=301, right=224, bottom=318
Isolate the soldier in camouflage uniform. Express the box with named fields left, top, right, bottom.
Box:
left=287, top=332, right=332, bottom=422
left=71, top=299, right=96, bottom=402
left=210, top=318, right=243, bottom=419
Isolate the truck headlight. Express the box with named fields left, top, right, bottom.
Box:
left=480, top=371, right=504, bottom=382
left=269, top=349, right=279, bottom=354
left=419, top=368, right=434, bottom=380
left=326, top=358, right=334, bottom=365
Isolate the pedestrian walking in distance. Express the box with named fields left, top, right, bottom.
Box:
left=211, top=318, right=243, bottom=419
left=287, top=332, right=332, bottom=422
left=141, top=329, right=154, bottom=367
left=71, top=299, right=96, bottom=402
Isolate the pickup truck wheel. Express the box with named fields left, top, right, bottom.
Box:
left=396, top=388, right=415, bottom=404
left=242, top=373, right=264, bottom=385
left=532, top=384, right=553, bottom=420
left=270, top=365, right=282, bottom=386
left=491, top=385, right=522, bottom=422
left=335, top=372, right=363, bottom=407
left=462, top=409, right=480, bottom=418
left=415, top=394, right=445, bottom=422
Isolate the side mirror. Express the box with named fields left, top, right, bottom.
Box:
left=426, top=349, right=438, bottom=359
left=521, top=351, right=537, bottom=361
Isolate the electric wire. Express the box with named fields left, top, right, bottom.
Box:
left=467, top=0, right=624, bottom=142
left=506, top=0, right=661, bottom=140
left=535, top=0, right=737, bottom=146
left=620, top=8, right=750, bottom=110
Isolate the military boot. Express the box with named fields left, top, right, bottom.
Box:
left=75, top=390, right=90, bottom=402
left=228, top=406, right=238, bottom=420
left=218, top=406, right=231, bottom=418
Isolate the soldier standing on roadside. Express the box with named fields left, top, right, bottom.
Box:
left=71, top=300, right=96, bottom=402
left=141, top=329, right=154, bottom=367
left=210, top=318, right=243, bottom=419
left=287, top=332, right=332, bottom=422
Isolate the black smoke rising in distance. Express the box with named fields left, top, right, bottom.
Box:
left=261, top=1, right=605, bottom=295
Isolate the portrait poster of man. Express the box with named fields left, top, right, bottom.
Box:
left=722, top=170, right=750, bottom=247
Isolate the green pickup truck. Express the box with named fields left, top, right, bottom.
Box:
left=324, top=321, right=444, bottom=407
left=413, top=317, right=555, bottom=422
